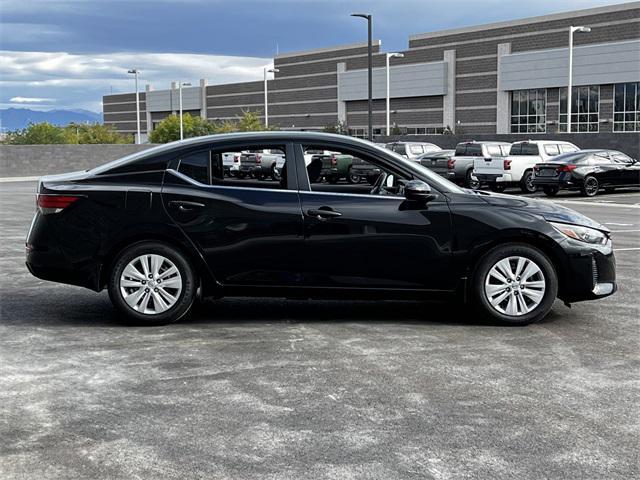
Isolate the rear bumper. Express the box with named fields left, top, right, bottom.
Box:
left=26, top=246, right=101, bottom=291
left=475, top=173, right=512, bottom=183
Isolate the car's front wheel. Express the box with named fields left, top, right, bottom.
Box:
left=472, top=244, right=558, bottom=325
left=108, top=241, right=196, bottom=325
left=489, top=183, right=506, bottom=193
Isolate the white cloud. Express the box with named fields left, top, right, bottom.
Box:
left=0, top=50, right=272, bottom=111
left=9, top=96, right=55, bottom=103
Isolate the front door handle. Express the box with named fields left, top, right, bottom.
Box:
left=307, top=208, right=342, bottom=219
left=169, top=200, right=205, bottom=212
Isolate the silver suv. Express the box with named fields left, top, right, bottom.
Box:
left=386, top=142, right=441, bottom=161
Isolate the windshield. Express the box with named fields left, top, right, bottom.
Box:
left=510, top=143, right=539, bottom=156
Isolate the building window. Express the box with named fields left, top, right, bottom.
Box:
left=614, top=82, right=639, bottom=132
left=559, top=86, right=599, bottom=132
left=511, top=89, right=546, bottom=133
left=348, top=128, right=368, bottom=138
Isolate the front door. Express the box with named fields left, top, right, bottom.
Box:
left=296, top=143, right=454, bottom=291
left=162, top=141, right=305, bottom=287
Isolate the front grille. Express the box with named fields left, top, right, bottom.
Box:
left=592, top=257, right=599, bottom=288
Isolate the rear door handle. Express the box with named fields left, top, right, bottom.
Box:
left=307, top=208, right=342, bottom=219
left=169, top=200, right=205, bottom=211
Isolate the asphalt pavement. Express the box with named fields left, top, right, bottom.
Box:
left=1, top=181, right=638, bottom=479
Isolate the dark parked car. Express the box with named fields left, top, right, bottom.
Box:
left=533, top=149, right=640, bottom=197
left=26, top=132, right=616, bottom=326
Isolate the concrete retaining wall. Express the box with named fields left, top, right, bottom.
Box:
left=0, top=144, right=157, bottom=177
left=375, top=133, right=640, bottom=158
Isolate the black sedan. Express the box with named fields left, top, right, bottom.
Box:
left=26, top=132, right=616, bottom=326
left=533, top=149, right=640, bottom=197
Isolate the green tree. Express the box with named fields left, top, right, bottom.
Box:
left=236, top=110, right=268, bottom=132
left=66, top=123, right=131, bottom=144
left=323, top=121, right=349, bottom=135
left=149, top=113, right=216, bottom=143
left=4, top=122, right=74, bottom=145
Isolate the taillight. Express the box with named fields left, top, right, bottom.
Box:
left=557, top=164, right=577, bottom=173
left=330, top=155, right=337, bottom=166
left=37, top=194, right=79, bottom=214
left=503, top=159, right=512, bottom=170
left=255, top=154, right=262, bottom=164
left=447, top=158, right=456, bottom=169
left=533, top=165, right=540, bottom=171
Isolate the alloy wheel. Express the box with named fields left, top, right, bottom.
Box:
left=584, top=177, right=599, bottom=196
left=120, top=254, right=183, bottom=314
left=484, top=256, right=546, bottom=316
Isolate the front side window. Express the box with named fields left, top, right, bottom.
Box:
left=544, top=144, right=560, bottom=156
left=614, top=82, right=639, bottom=132
left=511, top=89, right=546, bottom=133
left=466, top=144, right=483, bottom=156
left=409, top=145, right=423, bottom=155
left=486, top=145, right=506, bottom=157
left=302, top=145, right=412, bottom=198
left=559, top=85, right=599, bottom=132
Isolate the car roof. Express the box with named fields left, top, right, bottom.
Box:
left=456, top=141, right=511, bottom=145
left=512, top=139, right=576, bottom=145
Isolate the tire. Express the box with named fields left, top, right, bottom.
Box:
left=327, top=175, right=339, bottom=184
left=465, top=169, right=480, bottom=190
left=472, top=243, right=558, bottom=325
left=271, top=164, right=281, bottom=181
left=108, top=241, right=197, bottom=325
left=543, top=186, right=559, bottom=197
left=346, top=167, right=360, bottom=184
left=255, top=172, right=265, bottom=181
left=519, top=170, right=537, bottom=194
left=581, top=175, right=599, bottom=197
left=237, top=172, right=246, bottom=179
left=489, top=183, right=506, bottom=193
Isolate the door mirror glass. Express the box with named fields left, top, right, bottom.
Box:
left=404, top=180, right=435, bottom=202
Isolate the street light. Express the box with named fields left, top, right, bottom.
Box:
left=386, top=53, right=404, bottom=136
left=567, top=26, right=591, bottom=133
left=351, top=13, right=373, bottom=141
left=178, top=81, right=192, bottom=140
left=264, top=67, right=279, bottom=128
left=127, top=69, right=140, bottom=144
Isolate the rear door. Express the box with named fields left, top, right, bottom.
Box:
left=161, top=141, right=305, bottom=287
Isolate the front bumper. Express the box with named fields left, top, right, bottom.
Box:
left=559, top=248, right=616, bottom=303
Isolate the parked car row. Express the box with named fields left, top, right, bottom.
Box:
left=412, top=140, right=638, bottom=197
left=222, top=141, right=638, bottom=197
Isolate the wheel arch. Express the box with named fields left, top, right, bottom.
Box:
left=98, top=231, right=220, bottom=295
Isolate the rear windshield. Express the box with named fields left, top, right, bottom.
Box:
left=548, top=152, right=589, bottom=164
left=454, top=144, right=482, bottom=156
left=509, top=143, right=539, bottom=155
left=389, top=144, right=407, bottom=154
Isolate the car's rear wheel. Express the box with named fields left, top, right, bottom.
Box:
left=489, top=183, right=506, bottom=193
left=472, top=244, right=557, bottom=325
left=581, top=175, right=599, bottom=197
left=520, top=170, right=537, bottom=193
left=347, top=167, right=360, bottom=184
left=465, top=170, right=480, bottom=190
left=543, top=186, right=559, bottom=197
left=108, top=242, right=196, bottom=325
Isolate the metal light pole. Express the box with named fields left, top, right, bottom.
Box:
left=567, top=26, right=591, bottom=133
left=127, top=69, right=140, bottom=144
left=264, top=67, right=279, bottom=128
left=351, top=13, right=373, bottom=141
left=179, top=81, right=191, bottom=140
left=386, top=53, right=404, bottom=136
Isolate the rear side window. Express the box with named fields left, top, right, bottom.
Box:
left=510, top=143, right=539, bottom=155
left=561, top=144, right=579, bottom=153
left=544, top=144, right=560, bottom=156
left=589, top=154, right=613, bottom=165
left=178, top=151, right=210, bottom=184
left=389, top=144, right=407, bottom=155
left=409, top=145, right=423, bottom=155
left=612, top=153, right=633, bottom=163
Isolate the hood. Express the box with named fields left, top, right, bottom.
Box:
left=473, top=191, right=608, bottom=232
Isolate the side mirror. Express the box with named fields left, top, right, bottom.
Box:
left=404, top=180, right=436, bottom=203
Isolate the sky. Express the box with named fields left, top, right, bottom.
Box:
left=0, top=0, right=635, bottom=112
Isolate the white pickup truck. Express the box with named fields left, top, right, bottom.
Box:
left=222, top=152, right=242, bottom=177
left=474, top=140, right=579, bottom=193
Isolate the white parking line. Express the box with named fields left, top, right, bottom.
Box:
left=0, top=176, right=40, bottom=183
left=611, top=230, right=640, bottom=233
left=553, top=200, right=640, bottom=209
left=613, top=247, right=640, bottom=251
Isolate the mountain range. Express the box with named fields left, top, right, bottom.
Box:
left=0, top=108, right=102, bottom=131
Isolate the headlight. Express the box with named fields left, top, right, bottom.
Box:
left=550, top=221, right=608, bottom=245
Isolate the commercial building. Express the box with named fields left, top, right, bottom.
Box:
left=103, top=2, right=640, bottom=141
